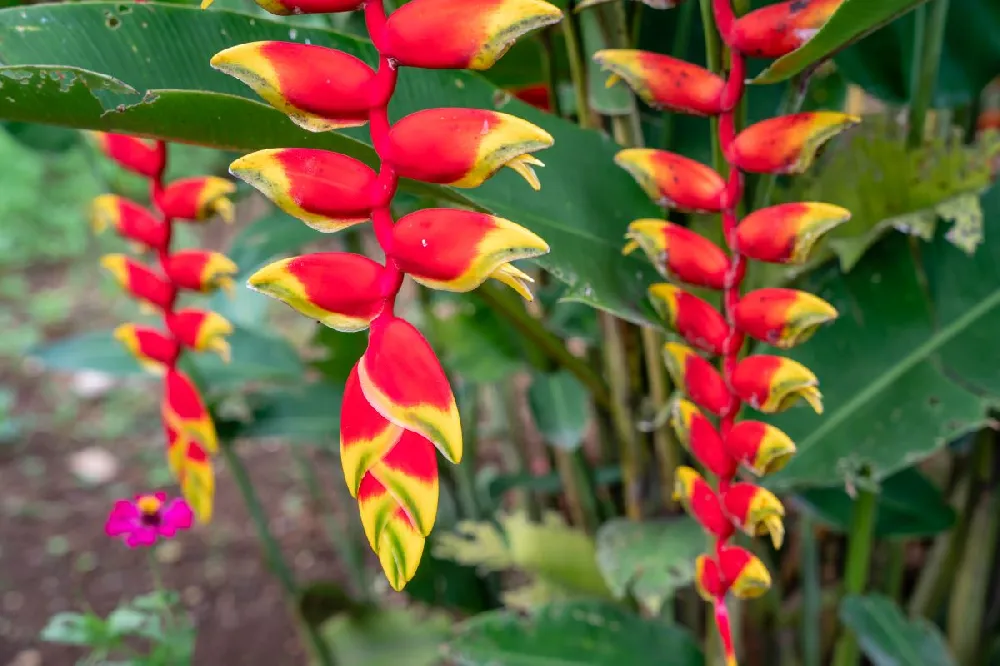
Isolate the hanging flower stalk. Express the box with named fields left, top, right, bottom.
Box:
left=208, top=0, right=562, bottom=590
left=91, top=133, right=237, bottom=523
left=595, top=0, right=856, bottom=662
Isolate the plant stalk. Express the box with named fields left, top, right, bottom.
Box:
left=830, top=487, right=879, bottom=666
left=600, top=312, right=643, bottom=520
left=222, top=442, right=335, bottom=666
left=906, top=0, right=951, bottom=148
left=699, top=0, right=725, bottom=172
left=562, top=2, right=592, bottom=129
left=800, top=514, right=822, bottom=666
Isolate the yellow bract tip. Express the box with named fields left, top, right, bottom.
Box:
left=200, top=0, right=214, bottom=8
left=505, top=154, right=543, bottom=191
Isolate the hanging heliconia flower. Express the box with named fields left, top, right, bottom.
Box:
left=209, top=0, right=561, bottom=590
left=91, top=133, right=237, bottom=523
left=594, top=0, right=856, bottom=663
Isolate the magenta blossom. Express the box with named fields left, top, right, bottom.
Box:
left=105, top=492, right=193, bottom=548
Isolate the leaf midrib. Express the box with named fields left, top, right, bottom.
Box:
left=795, top=286, right=1000, bottom=454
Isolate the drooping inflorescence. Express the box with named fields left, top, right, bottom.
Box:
left=208, top=0, right=563, bottom=590
left=595, top=0, right=856, bottom=662
left=91, top=133, right=238, bottom=523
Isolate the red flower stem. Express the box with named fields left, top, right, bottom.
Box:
left=712, top=0, right=746, bottom=662
left=148, top=139, right=181, bottom=369
left=364, top=0, right=404, bottom=326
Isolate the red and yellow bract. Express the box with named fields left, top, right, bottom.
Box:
left=212, top=0, right=561, bottom=590
left=596, top=0, right=854, bottom=662
left=91, top=133, right=236, bottom=523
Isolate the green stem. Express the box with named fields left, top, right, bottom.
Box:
left=541, top=28, right=564, bottom=118
left=562, top=3, right=592, bottom=129
left=222, top=442, right=336, bottom=666
left=906, top=0, right=950, bottom=148
left=476, top=283, right=610, bottom=408
left=831, top=487, right=879, bottom=666
left=147, top=550, right=178, bottom=634
left=800, top=514, right=822, bottom=666
left=751, top=74, right=813, bottom=212
left=453, top=381, right=483, bottom=520
left=883, top=540, right=906, bottom=601
left=699, top=0, right=724, bottom=173
left=293, top=450, right=370, bottom=601
left=660, top=0, right=696, bottom=149
left=600, top=312, right=643, bottom=520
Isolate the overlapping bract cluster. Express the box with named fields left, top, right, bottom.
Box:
left=210, top=0, right=561, bottom=590
left=91, top=133, right=237, bottom=523
left=594, top=0, right=855, bottom=663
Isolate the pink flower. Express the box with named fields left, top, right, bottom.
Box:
left=105, top=492, right=193, bottom=548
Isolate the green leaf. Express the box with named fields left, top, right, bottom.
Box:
left=231, top=383, right=342, bottom=442
left=753, top=0, right=931, bottom=85
left=107, top=607, right=163, bottom=641
left=445, top=600, right=703, bottom=666
left=839, top=594, right=956, bottom=666
left=30, top=330, right=140, bottom=376
left=778, top=115, right=1000, bottom=271
left=40, top=612, right=110, bottom=647
left=319, top=607, right=451, bottom=666
left=797, top=467, right=955, bottom=537
left=581, top=7, right=634, bottom=116
left=765, top=184, right=1000, bottom=491
left=0, top=2, right=663, bottom=325
left=430, top=292, right=526, bottom=384
left=836, top=0, right=1000, bottom=107
left=527, top=371, right=590, bottom=451
left=595, top=517, right=704, bottom=614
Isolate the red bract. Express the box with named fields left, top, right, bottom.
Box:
left=91, top=133, right=234, bottom=522
left=212, top=0, right=559, bottom=590
left=601, top=0, right=851, bottom=661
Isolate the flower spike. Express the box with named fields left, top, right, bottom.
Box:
left=211, top=43, right=377, bottom=132
left=604, top=0, right=849, bottom=657
left=387, top=108, right=553, bottom=190
left=158, top=177, right=237, bottom=223
left=380, top=0, right=563, bottom=71
left=230, top=149, right=377, bottom=233
left=163, top=369, right=218, bottom=454
left=248, top=254, right=387, bottom=332
left=593, top=50, right=725, bottom=116
left=736, top=202, right=851, bottom=264
left=390, top=209, right=548, bottom=301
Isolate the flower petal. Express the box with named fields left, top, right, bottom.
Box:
left=593, top=50, right=724, bottom=116
left=381, top=0, right=562, bottom=70
left=732, top=355, right=822, bottom=414
left=735, top=288, right=837, bottom=349
left=211, top=42, right=375, bottom=132
left=91, top=195, right=167, bottom=249
left=166, top=309, right=233, bottom=362
left=648, top=284, right=728, bottom=355
left=670, top=399, right=735, bottom=479
left=357, top=473, right=426, bottom=591
left=100, top=254, right=174, bottom=311
left=248, top=254, right=387, bottom=332
left=164, top=250, right=238, bottom=295
left=89, top=132, right=165, bottom=178
left=729, top=0, right=845, bottom=59
left=390, top=209, right=548, bottom=300
left=341, top=363, right=405, bottom=497
left=695, top=554, right=725, bottom=602
left=673, top=466, right=733, bottom=541
left=723, top=483, right=785, bottom=549
left=388, top=108, right=553, bottom=190
left=163, top=369, right=218, bottom=454
left=735, top=202, right=850, bottom=264
left=730, top=112, right=860, bottom=174
left=725, top=420, right=796, bottom=476
left=719, top=546, right=771, bottom=600
left=662, top=343, right=732, bottom=416
left=358, top=318, right=462, bottom=464
left=125, top=526, right=159, bottom=548
left=160, top=498, right=195, bottom=534
left=615, top=149, right=725, bottom=212
left=230, top=149, right=377, bottom=233
left=114, top=324, right=178, bottom=373
left=624, top=220, right=730, bottom=290
left=105, top=500, right=140, bottom=537
left=158, top=177, right=236, bottom=223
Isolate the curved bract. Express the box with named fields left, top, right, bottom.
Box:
left=593, top=0, right=851, bottom=662
left=212, top=0, right=561, bottom=590
left=90, top=133, right=235, bottom=523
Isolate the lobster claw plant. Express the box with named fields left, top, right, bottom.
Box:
left=596, top=0, right=858, bottom=661
left=91, top=132, right=237, bottom=523
left=208, top=0, right=563, bottom=590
